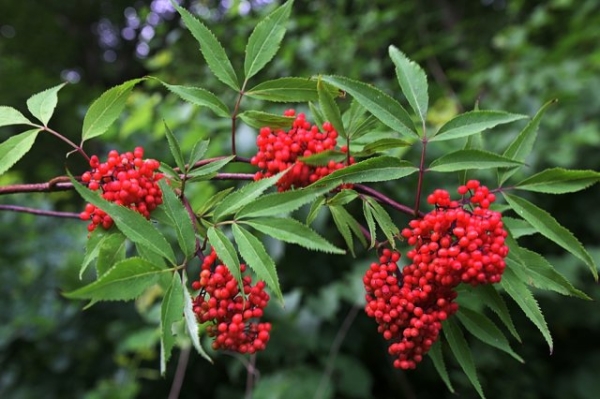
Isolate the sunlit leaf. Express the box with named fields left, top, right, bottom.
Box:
left=430, top=110, right=527, bottom=142
left=246, top=77, right=330, bottom=102
left=515, top=168, right=600, bottom=194
left=0, top=106, right=32, bottom=128
left=161, top=82, right=230, bottom=118
left=26, top=82, right=67, bottom=126
left=388, top=45, right=428, bottom=127
left=429, top=149, right=523, bottom=172
left=0, top=129, right=41, bottom=177
left=313, top=156, right=417, bottom=187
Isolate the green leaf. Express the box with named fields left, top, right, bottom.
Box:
left=506, top=250, right=590, bottom=299
left=0, top=129, right=40, bottom=177
left=428, top=149, right=523, bottom=172
left=244, top=0, right=293, bottom=80
left=186, top=155, right=235, bottom=181
left=246, top=77, right=326, bottom=102
left=470, top=284, right=521, bottom=342
left=515, top=168, right=600, bottom=194
left=173, top=3, right=239, bottom=90
left=195, top=187, right=234, bottom=217
left=242, top=217, right=345, bottom=254
left=213, top=170, right=285, bottom=221
left=206, top=226, right=242, bottom=288
left=161, top=82, right=230, bottom=118
left=428, top=340, right=454, bottom=393
left=364, top=197, right=399, bottom=248
left=238, top=110, right=294, bottom=129
left=500, top=266, right=553, bottom=352
left=362, top=201, right=377, bottom=248
left=64, top=257, right=166, bottom=301
left=80, top=228, right=114, bottom=278
left=0, top=106, right=32, bottom=127
left=159, top=161, right=181, bottom=181
left=232, top=225, right=283, bottom=304
left=308, top=101, right=326, bottom=128
left=163, top=121, right=186, bottom=172
left=306, top=196, right=325, bottom=225
left=320, top=75, right=417, bottom=139
left=81, top=78, right=144, bottom=143
left=158, top=180, right=197, bottom=259
left=430, top=110, right=527, bottom=142
left=312, top=156, right=418, bottom=186
left=298, top=150, right=347, bottom=166
left=503, top=193, right=597, bottom=280
left=500, top=99, right=556, bottom=184
left=182, top=273, right=212, bottom=362
left=96, top=232, right=127, bottom=277
left=443, top=318, right=486, bottom=399
left=70, top=175, right=176, bottom=265
left=326, top=189, right=359, bottom=206
left=26, top=82, right=67, bottom=126
left=361, top=138, right=412, bottom=154
left=388, top=45, right=428, bottom=126
left=317, top=78, right=346, bottom=138
left=456, top=307, right=523, bottom=363
left=160, top=272, right=185, bottom=374
left=187, top=140, right=210, bottom=173
left=503, top=216, right=536, bottom=239
left=136, top=242, right=167, bottom=269
left=235, top=185, right=331, bottom=219
left=329, top=205, right=367, bottom=257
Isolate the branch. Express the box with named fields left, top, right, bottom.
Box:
left=168, top=346, right=191, bottom=399
left=0, top=205, right=80, bottom=219
left=355, top=184, right=424, bottom=218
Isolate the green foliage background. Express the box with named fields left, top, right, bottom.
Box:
left=1, top=0, right=599, bottom=397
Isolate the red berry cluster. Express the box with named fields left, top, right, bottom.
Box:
left=363, top=180, right=508, bottom=369
left=250, top=110, right=354, bottom=191
left=79, top=147, right=163, bottom=232
left=192, top=249, right=271, bottom=354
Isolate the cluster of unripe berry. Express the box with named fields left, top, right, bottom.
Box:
left=79, top=147, right=163, bottom=232
left=250, top=109, right=354, bottom=191
left=363, top=180, right=508, bottom=369
left=191, top=248, right=271, bottom=354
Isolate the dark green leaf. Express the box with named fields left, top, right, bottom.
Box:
left=0, top=106, right=32, bottom=127
left=428, top=149, right=523, bottom=172
left=242, top=217, right=345, bottom=254
left=244, top=0, right=293, bottom=79
left=238, top=110, right=294, bottom=129
left=245, top=77, right=326, bottom=102
left=96, top=232, right=127, bottom=277
left=173, top=3, right=239, bottom=90
left=80, top=228, right=121, bottom=278
left=312, top=156, right=417, bottom=186
left=159, top=161, right=181, bottom=181
left=443, top=318, right=486, bottom=399
left=26, top=82, right=67, bottom=126
left=187, top=140, right=210, bottom=173
left=428, top=340, right=454, bottom=393
left=471, top=284, right=521, bottom=342
left=163, top=121, right=186, bottom=172
left=64, top=257, right=167, bottom=301
left=388, top=45, right=428, bottom=126
left=503, top=216, right=536, bottom=239
left=501, top=266, right=553, bottom=352
left=0, top=129, right=40, bottom=177
left=206, top=226, right=242, bottom=288
left=320, top=75, right=417, bottom=139
left=195, top=187, right=234, bottom=217
left=161, top=82, right=230, bottom=118
left=70, top=175, right=176, bottom=264
left=81, top=78, right=144, bottom=142
left=236, top=185, right=332, bottom=219
left=308, top=101, right=326, bottom=128
left=158, top=180, right=196, bottom=259
left=329, top=205, right=367, bottom=257
left=362, top=201, right=377, bottom=248
left=306, top=196, right=325, bottom=225
left=232, top=224, right=283, bottom=303
left=365, top=197, right=399, bottom=248
left=160, top=272, right=185, bottom=374
left=503, top=193, right=597, bottom=280
left=430, top=110, right=527, bottom=142
left=515, top=168, right=600, bottom=194
left=317, top=78, right=346, bottom=138
left=326, top=189, right=359, bottom=206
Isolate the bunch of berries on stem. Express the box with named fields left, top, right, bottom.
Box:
left=192, top=248, right=271, bottom=354
left=363, top=180, right=508, bottom=369
left=79, top=147, right=163, bottom=231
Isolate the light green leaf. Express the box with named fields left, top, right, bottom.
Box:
left=500, top=266, right=553, bottom=352
left=443, top=318, right=486, bottom=399
left=158, top=179, right=197, bottom=259
left=232, top=224, right=283, bottom=303
left=173, top=3, right=239, bottom=90
left=160, top=272, right=185, bottom=375
left=96, top=232, right=127, bottom=277
left=0, top=129, right=40, bottom=177
left=26, top=82, right=67, bottom=126
left=312, top=156, right=418, bottom=186
left=213, top=170, right=285, bottom=221
left=456, top=307, right=523, bottom=363
left=246, top=77, right=329, bottom=102
left=306, top=196, right=325, bottom=225
left=206, top=226, right=242, bottom=288
left=503, top=193, right=597, bottom=280
left=500, top=99, right=556, bottom=184
left=308, top=101, right=326, bottom=128
left=429, top=149, right=523, bottom=172
left=186, top=155, right=235, bottom=181
left=298, top=150, right=347, bottom=166
left=242, top=217, right=345, bottom=254
left=362, top=201, right=377, bottom=248
left=388, top=45, right=428, bottom=126
left=329, top=205, right=367, bottom=257
left=244, top=0, right=293, bottom=80
left=430, top=110, right=527, bottom=142
left=326, top=189, right=359, bottom=206
left=187, top=139, right=210, bottom=172
left=70, top=175, right=176, bottom=265
left=64, top=257, right=166, bottom=301
left=235, top=185, right=331, bottom=219
left=238, top=110, right=294, bottom=129
left=317, top=78, right=346, bottom=138
left=428, top=340, right=454, bottom=393
left=182, top=273, right=212, bottom=362
left=163, top=121, right=186, bottom=172
left=361, top=138, right=412, bottom=154
left=365, top=197, right=399, bottom=248
left=515, top=168, right=600, bottom=194
left=195, top=187, right=234, bottom=217
left=159, top=161, right=181, bottom=181
left=503, top=216, right=536, bottom=239
left=161, top=82, right=230, bottom=118
left=80, top=228, right=116, bottom=278
left=320, top=75, right=417, bottom=139
left=81, top=78, right=144, bottom=142
left=0, top=106, right=32, bottom=127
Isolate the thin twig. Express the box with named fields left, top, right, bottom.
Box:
left=168, top=346, right=191, bottom=399
left=355, top=184, right=423, bottom=217
left=314, top=306, right=360, bottom=399
left=0, top=204, right=80, bottom=219
left=245, top=353, right=257, bottom=399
